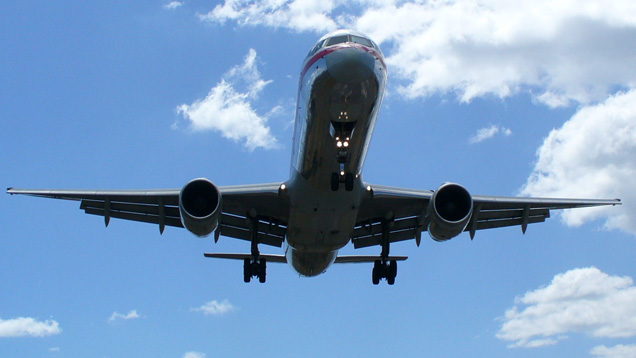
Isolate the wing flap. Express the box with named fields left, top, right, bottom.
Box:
left=84, top=207, right=183, bottom=228
left=474, top=215, right=546, bottom=231
left=80, top=200, right=181, bottom=218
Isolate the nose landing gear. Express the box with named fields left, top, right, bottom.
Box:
left=331, top=172, right=354, bottom=191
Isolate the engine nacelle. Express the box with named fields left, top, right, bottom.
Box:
left=179, top=178, right=222, bottom=237
left=427, top=183, right=473, bottom=242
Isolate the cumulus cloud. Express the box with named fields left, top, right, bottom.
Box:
left=521, top=90, right=636, bottom=234
left=200, top=0, right=338, bottom=33
left=191, top=299, right=236, bottom=316
left=0, top=317, right=61, bottom=338
left=164, top=1, right=184, bottom=10
left=183, top=352, right=206, bottom=358
left=200, top=0, right=635, bottom=233
left=469, top=124, right=512, bottom=143
left=497, top=267, right=636, bottom=348
left=200, top=0, right=636, bottom=105
left=108, top=310, right=141, bottom=323
left=177, top=49, right=278, bottom=151
left=591, top=344, right=636, bottom=358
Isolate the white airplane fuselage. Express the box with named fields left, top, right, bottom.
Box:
left=284, top=30, right=387, bottom=276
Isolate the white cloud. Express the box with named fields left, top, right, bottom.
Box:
left=521, top=89, right=636, bottom=234
left=200, top=0, right=338, bottom=33
left=469, top=124, right=512, bottom=143
left=49, top=347, right=60, bottom=352
left=191, top=299, right=236, bottom=316
left=177, top=49, right=278, bottom=151
left=108, top=310, right=141, bottom=323
left=497, top=267, right=636, bottom=348
left=164, top=1, right=184, bottom=10
left=201, top=0, right=636, bottom=105
left=0, top=317, right=61, bottom=338
left=200, top=1, right=636, bottom=232
left=591, top=344, right=636, bottom=358
left=183, top=352, right=206, bottom=358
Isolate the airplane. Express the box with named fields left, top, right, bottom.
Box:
left=7, top=29, right=621, bottom=285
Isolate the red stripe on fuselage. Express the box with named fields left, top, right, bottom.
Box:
left=300, top=43, right=386, bottom=79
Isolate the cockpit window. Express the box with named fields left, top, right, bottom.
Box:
left=326, top=35, right=349, bottom=46
left=307, top=39, right=326, bottom=57
left=308, top=33, right=379, bottom=56
left=351, top=35, right=372, bottom=48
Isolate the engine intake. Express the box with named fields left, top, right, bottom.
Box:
left=428, top=183, right=473, bottom=242
left=179, top=178, right=222, bottom=237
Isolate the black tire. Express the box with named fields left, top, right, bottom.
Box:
left=387, top=275, right=395, bottom=285
left=243, top=258, right=251, bottom=283
left=331, top=172, right=339, bottom=191
left=389, top=260, right=397, bottom=278
left=345, top=173, right=354, bottom=191
left=372, top=260, right=381, bottom=285
left=258, top=258, right=267, bottom=283
left=387, top=260, right=397, bottom=285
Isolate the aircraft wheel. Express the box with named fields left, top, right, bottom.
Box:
left=389, top=260, right=397, bottom=278
left=258, top=258, right=267, bottom=283
left=387, top=260, right=397, bottom=285
left=345, top=173, right=354, bottom=191
left=331, top=173, right=339, bottom=191
left=372, top=260, right=381, bottom=285
left=387, top=275, right=395, bottom=285
left=243, top=258, right=251, bottom=283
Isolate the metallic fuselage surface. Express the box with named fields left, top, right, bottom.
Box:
left=285, top=30, right=387, bottom=276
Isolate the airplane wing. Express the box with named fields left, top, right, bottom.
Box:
left=6, top=183, right=289, bottom=248
left=352, top=184, right=621, bottom=249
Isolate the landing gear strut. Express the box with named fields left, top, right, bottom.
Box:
left=243, top=212, right=267, bottom=283
left=372, top=218, right=398, bottom=285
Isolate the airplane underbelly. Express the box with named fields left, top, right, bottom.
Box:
left=286, top=190, right=357, bottom=251
left=285, top=168, right=365, bottom=250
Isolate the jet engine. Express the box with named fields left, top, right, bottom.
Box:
left=179, top=178, right=222, bottom=237
left=427, top=183, right=473, bottom=242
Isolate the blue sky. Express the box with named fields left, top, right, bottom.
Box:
left=2, top=1, right=636, bottom=357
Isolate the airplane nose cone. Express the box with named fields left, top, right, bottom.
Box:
left=326, top=47, right=375, bottom=84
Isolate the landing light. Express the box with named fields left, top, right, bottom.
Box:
left=280, top=184, right=286, bottom=190
left=337, top=141, right=343, bottom=148
left=343, top=142, right=349, bottom=147
left=340, top=171, right=345, bottom=176
left=366, top=185, right=372, bottom=191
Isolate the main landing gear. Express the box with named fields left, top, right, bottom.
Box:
left=372, top=259, right=397, bottom=285
left=372, top=218, right=398, bottom=285
left=244, top=257, right=266, bottom=283
left=243, top=212, right=267, bottom=283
